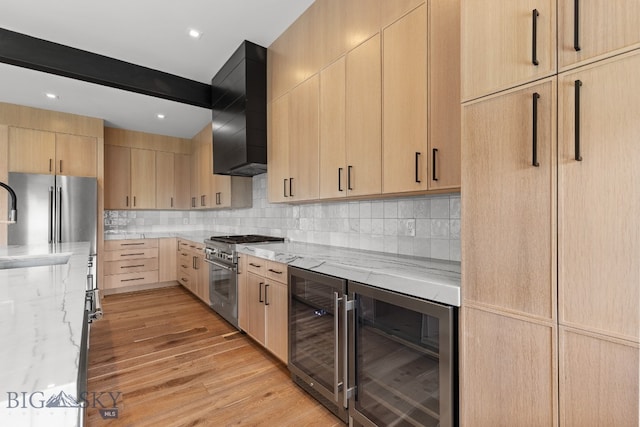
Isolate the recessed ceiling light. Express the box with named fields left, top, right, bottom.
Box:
left=45, top=92, right=58, bottom=99
left=188, top=29, right=202, bottom=39
left=156, top=113, right=165, bottom=119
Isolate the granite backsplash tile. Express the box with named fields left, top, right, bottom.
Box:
left=104, top=173, right=461, bottom=261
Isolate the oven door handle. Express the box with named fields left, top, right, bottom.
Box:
left=204, top=258, right=237, bottom=272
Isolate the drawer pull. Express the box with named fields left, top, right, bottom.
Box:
left=268, top=268, right=282, bottom=275
left=120, top=253, right=145, bottom=257
left=265, top=284, right=270, bottom=306
left=249, top=263, right=262, bottom=268
left=532, top=9, right=539, bottom=66
left=121, top=242, right=145, bottom=246
left=181, top=264, right=189, bottom=269
left=122, top=277, right=144, bottom=282
left=532, top=92, right=540, bottom=167
left=120, top=264, right=145, bottom=269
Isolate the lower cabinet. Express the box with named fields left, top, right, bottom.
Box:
left=242, top=255, right=288, bottom=364
left=176, top=239, right=209, bottom=304
left=103, top=239, right=159, bottom=293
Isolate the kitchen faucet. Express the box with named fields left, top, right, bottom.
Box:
left=0, top=181, right=17, bottom=223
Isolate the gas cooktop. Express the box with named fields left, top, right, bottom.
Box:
left=207, top=235, right=285, bottom=245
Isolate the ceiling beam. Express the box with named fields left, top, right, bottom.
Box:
left=0, top=28, right=212, bottom=109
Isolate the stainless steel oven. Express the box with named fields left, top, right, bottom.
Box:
left=204, top=235, right=285, bottom=330
left=288, top=267, right=458, bottom=427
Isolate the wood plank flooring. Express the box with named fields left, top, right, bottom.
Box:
left=88, top=285, right=343, bottom=427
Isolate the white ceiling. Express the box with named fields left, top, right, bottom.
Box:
left=0, top=0, right=315, bottom=138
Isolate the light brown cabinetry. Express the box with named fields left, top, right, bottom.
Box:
left=462, top=78, right=557, bottom=320
left=243, top=255, right=288, bottom=364
left=559, top=328, right=639, bottom=427
left=557, top=51, right=640, bottom=342
left=174, top=154, right=191, bottom=209
left=104, top=145, right=156, bottom=209
left=158, top=237, right=177, bottom=282
left=558, top=0, right=640, bottom=71
left=267, top=94, right=290, bottom=203
left=460, top=307, right=557, bottom=426
left=237, top=254, right=248, bottom=330
left=319, top=34, right=382, bottom=200
left=345, top=34, right=382, bottom=197
left=177, top=239, right=209, bottom=304
left=461, top=0, right=556, bottom=101
left=103, top=239, right=159, bottom=292
left=155, top=152, right=191, bottom=210
left=9, top=127, right=97, bottom=176
left=382, top=7, right=427, bottom=194
left=288, top=75, right=320, bottom=201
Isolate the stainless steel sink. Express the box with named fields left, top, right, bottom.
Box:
left=0, top=253, right=72, bottom=270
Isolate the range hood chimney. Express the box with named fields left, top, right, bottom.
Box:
left=211, top=40, right=267, bottom=176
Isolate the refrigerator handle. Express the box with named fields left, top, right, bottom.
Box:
left=334, top=292, right=342, bottom=404
left=56, top=187, right=62, bottom=243
left=343, top=295, right=354, bottom=409
left=48, top=186, right=54, bottom=243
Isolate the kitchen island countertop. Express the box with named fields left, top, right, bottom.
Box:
left=237, top=241, right=461, bottom=307
left=0, top=242, right=91, bottom=426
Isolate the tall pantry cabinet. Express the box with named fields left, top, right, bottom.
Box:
left=460, top=2, right=640, bottom=426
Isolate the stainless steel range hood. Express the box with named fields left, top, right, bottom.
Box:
left=211, top=41, right=267, bottom=176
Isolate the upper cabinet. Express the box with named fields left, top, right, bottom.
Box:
left=130, top=148, right=156, bottom=209
left=558, top=0, right=640, bottom=71
left=104, top=144, right=131, bottom=210
left=9, top=127, right=97, bottom=177
left=268, top=0, right=460, bottom=203
left=461, top=0, right=556, bottom=101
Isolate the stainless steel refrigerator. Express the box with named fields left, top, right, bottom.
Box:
left=8, top=172, right=97, bottom=254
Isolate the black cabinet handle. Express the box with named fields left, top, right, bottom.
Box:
left=347, top=166, right=353, bottom=191
left=532, top=9, right=539, bottom=66
left=338, top=168, right=343, bottom=192
left=432, top=148, right=439, bottom=181
left=133, top=196, right=136, bottom=207
left=283, top=179, right=288, bottom=197
left=532, top=92, right=540, bottom=167
left=259, top=282, right=264, bottom=303
left=415, top=152, right=421, bottom=183
left=126, top=196, right=129, bottom=207
left=289, top=177, right=294, bottom=197
left=265, top=284, right=270, bottom=306
left=191, top=197, right=195, bottom=208
left=574, top=80, right=583, bottom=161
left=574, top=0, right=581, bottom=51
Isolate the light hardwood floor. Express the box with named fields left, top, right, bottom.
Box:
left=88, top=285, right=343, bottom=426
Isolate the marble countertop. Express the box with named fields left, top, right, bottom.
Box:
left=104, top=230, right=216, bottom=242
left=237, top=242, right=461, bottom=307
left=0, top=242, right=91, bottom=426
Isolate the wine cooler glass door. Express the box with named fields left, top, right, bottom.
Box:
left=349, top=281, right=456, bottom=427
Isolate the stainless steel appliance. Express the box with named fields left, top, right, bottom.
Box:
left=7, top=172, right=97, bottom=254
left=289, top=267, right=457, bottom=427
left=204, top=235, right=284, bottom=328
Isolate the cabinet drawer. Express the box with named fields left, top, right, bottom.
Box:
left=104, top=258, right=159, bottom=276
left=178, top=251, right=193, bottom=268
left=265, top=261, right=287, bottom=284
left=103, top=270, right=159, bottom=289
left=178, top=239, right=204, bottom=252
left=246, top=256, right=266, bottom=275
left=103, top=247, right=158, bottom=262
left=177, top=270, right=193, bottom=288
left=105, top=239, right=158, bottom=250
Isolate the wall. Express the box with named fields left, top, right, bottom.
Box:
left=105, top=173, right=461, bottom=261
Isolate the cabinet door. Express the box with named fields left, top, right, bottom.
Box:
left=559, top=0, right=640, bottom=71
left=8, top=127, right=56, bottom=174
left=345, top=34, right=382, bottom=197
left=265, top=280, right=288, bottom=364
left=461, top=0, right=556, bottom=101
left=130, top=148, right=156, bottom=209
left=319, top=56, right=347, bottom=199
left=190, top=138, right=199, bottom=209
left=104, top=145, right=131, bottom=209
left=382, top=5, right=428, bottom=194
left=559, top=328, right=639, bottom=427
left=237, top=255, right=248, bottom=330
left=155, top=151, right=175, bottom=209
left=55, top=134, right=97, bottom=177
left=462, top=79, right=556, bottom=319
left=460, top=307, right=557, bottom=427
left=195, top=253, right=209, bottom=304
left=289, top=74, right=320, bottom=201
left=198, top=129, right=213, bottom=208
left=247, top=273, right=266, bottom=345
left=158, top=238, right=177, bottom=282
left=174, top=153, right=191, bottom=209
left=558, top=52, right=640, bottom=341
left=212, top=174, right=231, bottom=208
left=267, top=94, right=290, bottom=203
